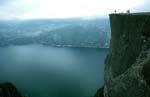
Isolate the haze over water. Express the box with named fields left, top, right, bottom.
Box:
left=0, top=45, right=108, bottom=97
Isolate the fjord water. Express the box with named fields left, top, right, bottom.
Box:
left=0, top=45, right=108, bottom=97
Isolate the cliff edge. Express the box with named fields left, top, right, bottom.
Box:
left=95, top=13, right=150, bottom=97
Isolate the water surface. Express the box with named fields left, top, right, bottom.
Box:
left=0, top=45, right=108, bottom=97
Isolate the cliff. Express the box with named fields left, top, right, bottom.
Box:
left=95, top=13, right=150, bottom=97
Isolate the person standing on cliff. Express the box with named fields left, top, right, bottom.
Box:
left=126, top=10, right=130, bottom=13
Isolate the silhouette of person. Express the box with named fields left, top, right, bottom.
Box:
left=115, top=10, right=117, bottom=13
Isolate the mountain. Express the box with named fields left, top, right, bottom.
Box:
left=0, top=18, right=110, bottom=48
left=94, top=13, right=150, bottom=97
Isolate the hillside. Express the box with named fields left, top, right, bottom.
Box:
left=0, top=18, right=110, bottom=48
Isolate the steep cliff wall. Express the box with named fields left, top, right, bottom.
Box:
left=95, top=13, right=150, bottom=97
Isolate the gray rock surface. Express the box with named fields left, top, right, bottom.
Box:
left=93, top=13, right=150, bottom=97
left=104, top=13, right=150, bottom=97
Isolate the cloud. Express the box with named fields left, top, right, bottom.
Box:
left=0, top=0, right=149, bottom=20
left=0, top=0, right=11, bottom=5
left=131, top=0, right=150, bottom=12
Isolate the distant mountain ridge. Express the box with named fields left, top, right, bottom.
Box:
left=0, top=18, right=110, bottom=48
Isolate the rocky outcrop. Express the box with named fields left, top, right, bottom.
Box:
left=104, top=13, right=150, bottom=97
left=0, top=82, right=23, bottom=97
left=94, top=86, right=104, bottom=97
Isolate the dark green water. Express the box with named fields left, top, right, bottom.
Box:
left=0, top=45, right=108, bottom=97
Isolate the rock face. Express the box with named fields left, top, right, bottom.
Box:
left=0, top=82, right=23, bottom=97
left=104, top=13, right=150, bottom=97
left=94, top=86, right=104, bottom=97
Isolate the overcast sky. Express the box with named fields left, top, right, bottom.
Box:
left=0, top=0, right=149, bottom=20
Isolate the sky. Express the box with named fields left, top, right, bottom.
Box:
left=0, top=0, right=149, bottom=20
